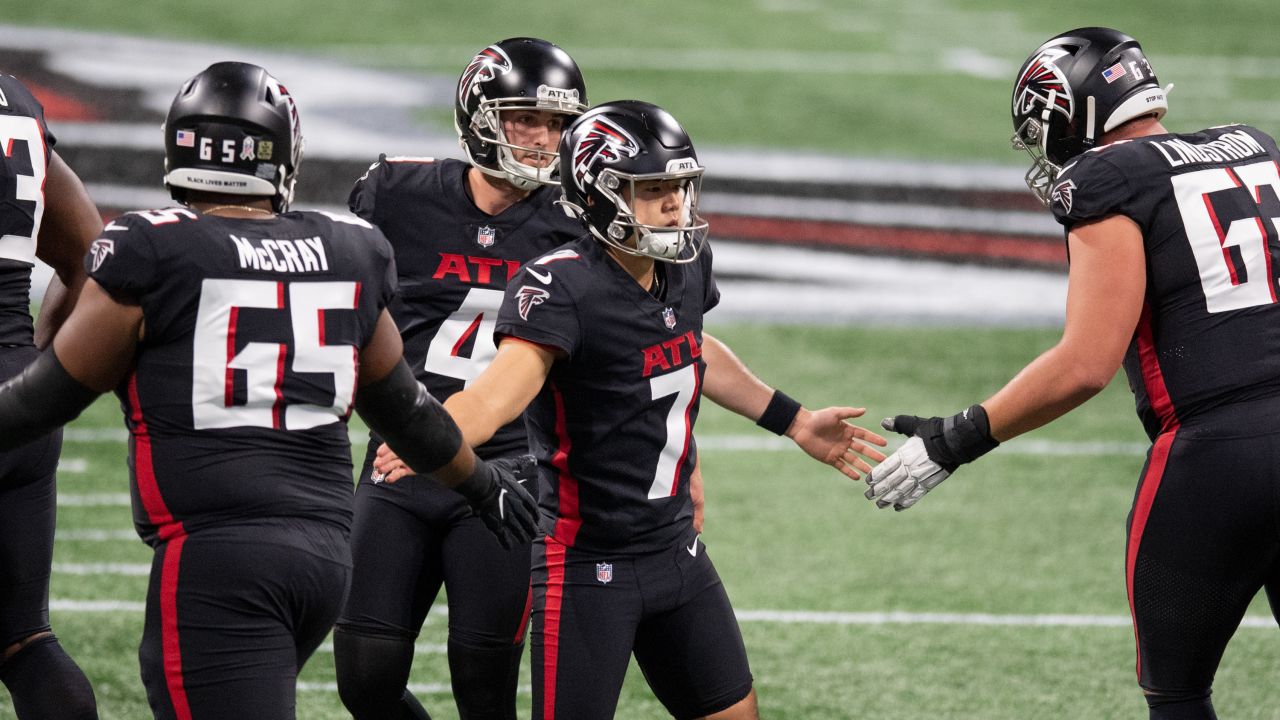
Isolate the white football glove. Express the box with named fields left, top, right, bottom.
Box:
left=864, top=436, right=951, bottom=511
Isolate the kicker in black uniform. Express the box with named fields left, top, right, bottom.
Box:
left=373, top=100, right=887, bottom=720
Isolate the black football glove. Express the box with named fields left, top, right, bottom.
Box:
left=454, top=455, right=540, bottom=549
left=486, top=453, right=539, bottom=484
left=864, top=404, right=999, bottom=511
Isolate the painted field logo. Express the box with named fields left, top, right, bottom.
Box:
left=596, top=562, right=613, bottom=584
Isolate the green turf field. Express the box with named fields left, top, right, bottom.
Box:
left=5, top=324, right=1277, bottom=719
left=6, top=1, right=1280, bottom=160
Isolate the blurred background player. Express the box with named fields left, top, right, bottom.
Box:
left=866, top=26, right=1280, bottom=720
left=0, top=61, right=537, bottom=719
left=332, top=37, right=587, bottom=720
left=375, top=100, right=887, bottom=719
left=0, top=72, right=102, bottom=719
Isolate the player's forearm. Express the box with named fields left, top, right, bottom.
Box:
left=354, top=359, right=470, bottom=480
left=442, top=391, right=507, bottom=448
left=33, top=273, right=86, bottom=350
left=0, top=349, right=100, bottom=448
left=982, top=342, right=1113, bottom=441
left=700, top=333, right=773, bottom=420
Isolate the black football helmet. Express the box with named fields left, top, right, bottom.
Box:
left=164, top=62, right=304, bottom=212
left=558, top=100, right=708, bottom=264
left=1011, top=27, right=1167, bottom=204
left=455, top=37, right=587, bottom=190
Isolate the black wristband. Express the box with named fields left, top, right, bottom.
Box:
left=454, top=456, right=498, bottom=509
left=756, top=390, right=802, bottom=436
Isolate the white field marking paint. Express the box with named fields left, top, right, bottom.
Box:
left=702, top=192, right=1060, bottom=237
left=58, top=458, right=88, bottom=473
left=734, top=610, right=1275, bottom=629
left=696, top=435, right=1146, bottom=457
left=52, top=563, right=150, bottom=576
left=57, top=529, right=137, bottom=541
left=59, top=429, right=1137, bottom=457
left=56, top=493, right=132, bottom=507
left=44, top=599, right=1276, bottom=630
left=313, top=642, right=447, bottom=655
left=297, top=681, right=532, bottom=695
left=50, top=600, right=145, bottom=612
left=61, top=421, right=1140, bottom=455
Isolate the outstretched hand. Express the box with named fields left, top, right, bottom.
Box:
left=863, top=405, right=999, bottom=511
left=788, top=406, right=888, bottom=481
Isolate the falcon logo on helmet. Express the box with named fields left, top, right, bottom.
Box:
left=458, top=46, right=513, bottom=109
left=516, top=285, right=550, bottom=320
left=1013, top=47, right=1073, bottom=120
left=571, top=117, right=640, bottom=193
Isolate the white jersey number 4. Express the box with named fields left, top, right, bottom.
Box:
left=423, top=287, right=503, bottom=386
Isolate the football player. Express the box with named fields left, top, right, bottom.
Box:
left=865, top=27, right=1280, bottom=719
left=0, top=61, right=537, bottom=720
left=374, top=100, right=887, bottom=719
left=0, top=73, right=101, bottom=720
left=332, top=37, right=587, bottom=720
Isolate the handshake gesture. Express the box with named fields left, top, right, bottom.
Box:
left=864, top=404, right=999, bottom=511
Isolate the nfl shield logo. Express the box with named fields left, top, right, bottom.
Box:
left=596, top=562, right=613, bottom=584
left=662, top=307, right=677, bottom=330
left=477, top=225, right=496, bottom=247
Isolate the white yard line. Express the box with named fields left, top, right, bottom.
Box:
left=63, top=429, right=1135, bottom=456
left=47, top=598, right=1274, bottom=630
left=56, top=493, right=132, bottom=507
left=57, top=529, right=138, bottom=541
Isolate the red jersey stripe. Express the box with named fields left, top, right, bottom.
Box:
left=159, top=534, right=193, bottom=720
left=1125, top=429, right=1177, bottom=681
left=549, top=383, right=582, bottom=546
left=541, top=541, right=569, bottom=720
left=1136, top=301, right=1178, bottom=433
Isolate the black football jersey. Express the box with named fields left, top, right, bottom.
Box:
left=0, top=75, right=57, bottom=346
left=1051, top=124, right=1280, bottom=438
left=349, top=156, right=582, bottom=459
left=88, top=208, right=397, bottom=545
left=494, top=236, right=721, bottom=554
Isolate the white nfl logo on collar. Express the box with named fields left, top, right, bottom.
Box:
left=596, top=562, right=613, bottom=584
left=662, top=307, right=677, bottom=330
left=477, top=225, right=496, bottom=247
